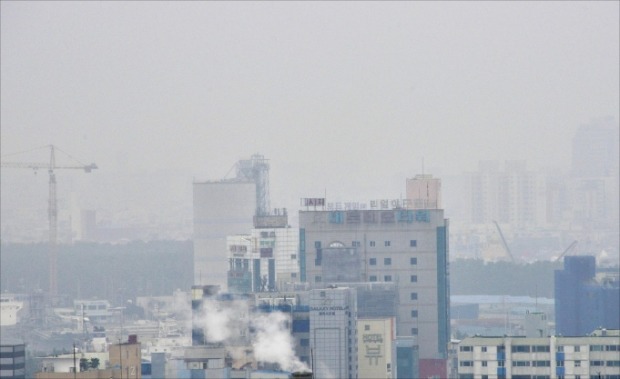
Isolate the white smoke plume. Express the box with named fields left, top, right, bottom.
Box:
left=194, top=297, right=310, bottom=373
left=251, top=311, right=310, bottom=373
left=197, top=298, right=248, bottom=343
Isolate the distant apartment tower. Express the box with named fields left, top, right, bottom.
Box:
left=193, top=155, right=270, bottom=287
left=299, top=198, right=450, bottom=369
left=309, top=287, right=358, bottom=379
left=571, top=117, right=620, bottom=178
left=470, top=160, right=546, bottom=227
left=555, top=256, right=620, bottom=336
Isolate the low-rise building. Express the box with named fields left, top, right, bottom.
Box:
left=456, top=329, right=620, bottom=379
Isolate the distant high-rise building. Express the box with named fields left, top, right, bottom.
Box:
left=571, top=117, right=619, bottom=178
left=470, top=160, right=546, bottom=227
left=555, top=256, right=620, bottom=336
left=193, top=155, right=269, bottom=287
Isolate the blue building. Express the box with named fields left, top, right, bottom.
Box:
left=555, top=255, right=620, bottom=336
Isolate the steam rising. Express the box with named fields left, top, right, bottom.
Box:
left=252, top=311, right=309, bottom=373
left=194, top=298, right=310, bottom=373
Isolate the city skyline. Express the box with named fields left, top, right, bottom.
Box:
left=2, top=2, right=619, bottom=230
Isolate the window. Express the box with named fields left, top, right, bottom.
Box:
left=410, top=292, right=418, bottom=300
left=369, top=275, right=377, bottom=282
left=590, top=345, right=604, bottom=351
left=411, top=328, right=418, bottom=335
left=459, top=361, right=473, bottom=367
left=482, top=361, right=487, bottom=367
left=557, top=345, right=564, bottom=352
left=606, top=345, right=620, bottom=351
left=574, top=360, right=581, bottom=367
left=384, top=275, right=392, bottom=282
left=512, top=345, right=530, bottom=353
left=300, top=338, right=309, bottom=347
left=384, top=241, right=391, bottom=247
left=411, top=310, right=418, bottom=318
left=315, top=276, right=322, bottom=283
left=459, top=346, right=473, bottom=352
left=384, top=258, right=392, bottom=265
left=291, top=254, right=297, bottom=259
left=410, top=275, right=418, bottom=283
left=532, top=345, right=550, bottom=352
left=369, top=241, right=376, bottom=247
left=532, top=361, right=550, bottom=367
left=591, top=360, right=604, bottom=366
left=291, top=273, right=297, bottom=278
left=512, top=361, right=530, bottom=367
left=410, top=257, right=417, bottom=265
left=314, top=241, right=321, bottom=248
left=369, top=258, right=377, bottom=265
left=574, top=345, right=580, bottom=352
left=481, top=346, right=487, bottom=352
left=410, top=240, right=417, bottom=247
left=606, top=361, right=620, bottom=367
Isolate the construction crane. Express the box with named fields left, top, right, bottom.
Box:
left=554, top=240, right=579, bottom=262
left=493, top=220, right=515, bottom=262
left=1, top=145, right=97, bottom=298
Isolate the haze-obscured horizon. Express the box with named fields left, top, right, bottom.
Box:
left=2, top=1, right=619, bottom=241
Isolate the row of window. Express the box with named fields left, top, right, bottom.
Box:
left=368, top=274, right=418, bottom=283
left=459, top=360, right=620, bottom=368
left=315, top=240, right=418, bottom=248
left=590, top=345, right=620, bottom=351
left=462, top=345, right=619, bottom=353
left=369, top=257, right=418, bottom=265
left=512, top=345, right=552, bottom=353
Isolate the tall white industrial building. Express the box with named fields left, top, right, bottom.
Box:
left=193, top=155, right=270, bottom=287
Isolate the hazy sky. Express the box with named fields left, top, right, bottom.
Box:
left=2, top=1, right=619, bottom=219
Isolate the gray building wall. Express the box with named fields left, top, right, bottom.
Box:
left=193, top=181, right=256, bottom=287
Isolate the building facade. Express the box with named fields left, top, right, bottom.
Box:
left=227, top=214, right=299, bottom=293
left=299, top=207, right=450, bottom=363
left=357, top=318, right=396, bottom=379
left=309, top=287, right=358, bottom=379
left=193, top=180, right=257, bottom=287
left=456, top=329, right=620, bottom=379
left=555, top=256, right=620, bottom=336
left=0, top=341, right=25, bottom=379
